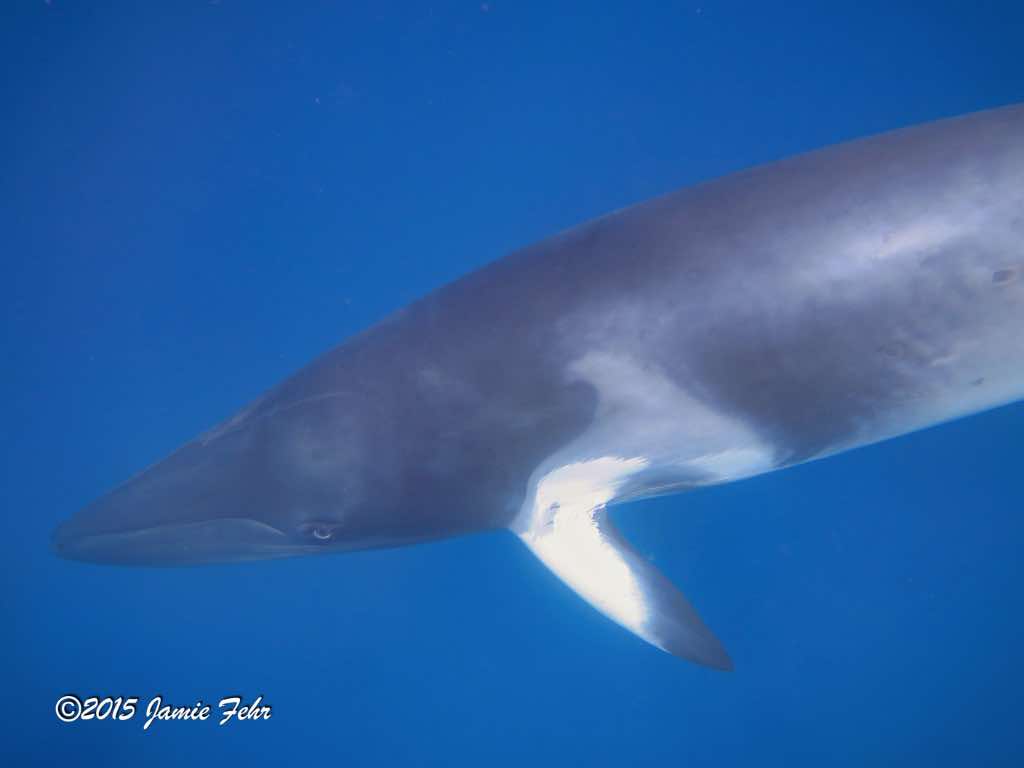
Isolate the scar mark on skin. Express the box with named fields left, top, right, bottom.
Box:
left=992, top=268, right=1017, bottom=285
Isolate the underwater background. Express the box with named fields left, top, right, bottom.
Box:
left=5, top=1, right=1024, bottom=765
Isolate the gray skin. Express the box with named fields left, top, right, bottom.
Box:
left=53, top=104, right=1024, bottom=664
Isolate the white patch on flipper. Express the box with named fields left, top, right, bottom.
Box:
left=514, top=455, right=733, bottom=664
left=515, top=458, right=650, bottom=629
left=512, top=353, right=774, bottom=655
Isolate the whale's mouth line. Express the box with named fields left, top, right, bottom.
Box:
left=50, top=517, right=311, bottom=566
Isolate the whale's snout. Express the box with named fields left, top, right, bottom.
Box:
left=50, top=390, right=392, bottom=565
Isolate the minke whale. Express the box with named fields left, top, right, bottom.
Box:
left=53, top=104, right=1024, bottom=669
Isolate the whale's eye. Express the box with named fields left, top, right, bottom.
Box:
left=298, top=521, right=337, bottom=543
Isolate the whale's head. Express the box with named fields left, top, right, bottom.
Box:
left=51, top=387, right=426, bottom=566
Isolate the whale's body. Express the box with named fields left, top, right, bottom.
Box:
left=54, top=104, right=1024, bottom=668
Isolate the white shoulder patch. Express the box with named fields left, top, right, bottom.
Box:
left=565, top=352, right=774, bottom=485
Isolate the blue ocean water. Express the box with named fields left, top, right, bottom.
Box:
left=4, top=2, right=1024, bottom=765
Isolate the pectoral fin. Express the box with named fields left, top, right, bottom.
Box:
left=516, top=498, right=732, bottom=670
